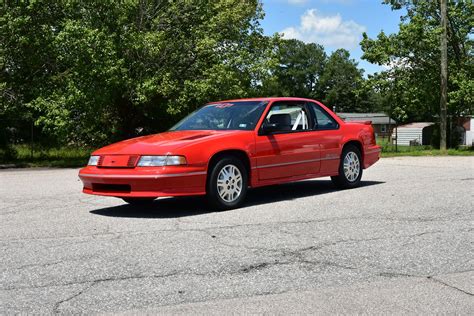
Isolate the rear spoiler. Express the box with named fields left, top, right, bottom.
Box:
left=345, top=120, right=372, bottom=125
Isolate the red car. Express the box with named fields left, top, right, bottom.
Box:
left=79, top=97, right=381, bottom=209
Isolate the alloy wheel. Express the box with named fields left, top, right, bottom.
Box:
left=216, top=164, right=243, bottom=202
left=343, top=151, right=360, bottom=182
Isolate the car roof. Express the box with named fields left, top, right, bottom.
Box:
left=209, top=97, right=319, bottom=104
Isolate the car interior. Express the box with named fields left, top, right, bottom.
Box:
left=265, top=104, right=309, bottom=131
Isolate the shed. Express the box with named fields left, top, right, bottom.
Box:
left=337, top=113, right=396, bottom=137
left=392, top=122, right=435, bottom=146
left=456, top=116, right=474, bottom=146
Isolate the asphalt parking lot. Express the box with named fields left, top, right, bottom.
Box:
left=1, top=156, right=473, bottom=314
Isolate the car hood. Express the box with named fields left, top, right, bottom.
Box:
left=93, top=130, right=250, bottom=155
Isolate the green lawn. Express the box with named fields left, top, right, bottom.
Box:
left=377, top=137, right=474, bottom=157
left=0, top=145, right=91, bottom=168
left=381, top=148, right=474, bottom=157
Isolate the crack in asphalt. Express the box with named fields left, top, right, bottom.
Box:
left=377, top=272, right=423, bottom=278
left=427, top=276, right=474, bottom=296
left=212, top=229, right=453, bottom=260
left=3, top=271, right=186, bottom=292
left=50, top=271, right=187, bottom=313
left=224, top=232, right=451, bottom=277
left=16, top=260, right=68, bottom=270
left=376, top=271, right=474, bottom=297
left=13, top=254, right=99, bottom=271
left=52, top=282, right=97, bottom=314
left=1, top=213, right=470, bottom=244
left=3, top=229, right=461, bottom=293
left=46, top=269, right=474, bottom=313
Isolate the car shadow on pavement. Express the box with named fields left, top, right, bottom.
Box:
left=89, top=179, right=384, bottom=219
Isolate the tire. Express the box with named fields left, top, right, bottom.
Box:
left=331, top=145, right=363, bottom=189
left=122, top=197, right=155, bottom=205
left=207, top=156, right=248, bottom=210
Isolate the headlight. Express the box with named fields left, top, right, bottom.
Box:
left=137, top=155, right=187, bottom=167
left=88, top=155, right=100, bottom=166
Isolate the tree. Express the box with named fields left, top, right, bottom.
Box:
left=1, top=0, right=273, bottom=146
left=319, top=49, right=364, bottom=112
left=261, top=38, right=326, bottom=98
left=260, top=39, right=372, bottom=113
left=361, top=1, right=473, bottom=145
left=440, top=0, right=447, bottom=151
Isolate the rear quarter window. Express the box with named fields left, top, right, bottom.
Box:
left=308, top=103, right=339, bottom=130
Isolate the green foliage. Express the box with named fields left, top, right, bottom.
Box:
left=4, top=0, right=470, bottom=153
left=0, top=144, right=91, bottom=167
left=261, top=39, right=371, bottom=112
left=262, top=39, right=326, bottom=98
left=319, top=49, right=365, bottom=112
left=1, top=0, right=273, bottom=146
left=361, top=1, right=473, bottom=124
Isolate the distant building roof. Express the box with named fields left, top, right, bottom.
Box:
left=397, top=122, right=435, bottom=129
left=336, top=113, right=396, bottom=125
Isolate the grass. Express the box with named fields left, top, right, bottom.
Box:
left=1, top=140, right=473, bottom=168
left=0, top=145, right=91, bottom=168
left=381, top=148, right=474, bottom=157
left=377, top=137, right=474, bottom=157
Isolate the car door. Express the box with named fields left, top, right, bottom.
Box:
left=306, top=101, right=342, bottom=174
left=255, top=101, right=321, bottom=181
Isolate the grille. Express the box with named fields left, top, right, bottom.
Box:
left=97, top=155, right=105, bottom=167
left=127, top=155, right=139, bottom=167
left=97, top=155, right=137, bottom=168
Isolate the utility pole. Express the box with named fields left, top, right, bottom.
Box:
left=440, top=0, right=448, bottom=151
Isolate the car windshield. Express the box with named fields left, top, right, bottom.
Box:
left=169, top=101, right=268, bottom=131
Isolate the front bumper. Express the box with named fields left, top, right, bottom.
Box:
left=78, top=165, right=207, bottom=198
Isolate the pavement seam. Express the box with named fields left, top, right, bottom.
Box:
left=427, top=276, right=474, bottom=297
left=52, top=282, right=97, bottom=314
left=2, top=214, right=471, bottom=243
left=2, top=230, right=462, bottom=292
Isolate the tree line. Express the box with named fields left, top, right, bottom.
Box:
left=1, top=0, right=472, bottom=149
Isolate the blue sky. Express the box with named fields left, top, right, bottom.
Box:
left=261, top=0, right=405, bottom=75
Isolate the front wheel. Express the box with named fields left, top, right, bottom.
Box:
left=331, top=145, right=363, bottom=189
left=207, top=156, right=248, bottom=210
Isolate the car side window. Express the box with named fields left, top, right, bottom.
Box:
left=308, top=103, right=338, bottom=130
left=263, top=102, right=310, bottom=132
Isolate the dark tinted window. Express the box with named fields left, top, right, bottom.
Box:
left=308, top=103, right=338, bottom=130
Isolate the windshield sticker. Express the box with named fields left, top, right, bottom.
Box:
left=213, top=103, right=234, bottom=109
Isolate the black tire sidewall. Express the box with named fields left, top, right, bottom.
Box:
left=338, top=145, right=363, bottom=188
left=207, top=157, right=248, bottom=210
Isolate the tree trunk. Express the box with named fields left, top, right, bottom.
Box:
left=440, top=0, right=448, bottom=151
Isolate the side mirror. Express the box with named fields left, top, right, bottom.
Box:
left=260, top=122, right=279, bottom=135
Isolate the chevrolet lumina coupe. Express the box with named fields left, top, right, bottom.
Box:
left=79, top=97, right=381, bottom=209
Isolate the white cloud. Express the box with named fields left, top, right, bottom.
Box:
left=287, top=0, right=352, bottom=4
left=316, top=0, right=353, bottom=4
left=287, top=0, right=308, bottom=4
left=280, top=9, right=366, bottom=49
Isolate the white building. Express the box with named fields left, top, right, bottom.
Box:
left=459, top=116, right=474, bottom=146
left=392, top=122, right=435, bottom=146
left=337, top=113, right=396, bottom=138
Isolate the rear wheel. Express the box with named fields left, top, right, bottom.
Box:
left=207, top=156, right=248, bottom=210
left=331, top=145, right=363, bottom=189
left=122, top=197, right=156, bottom=205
